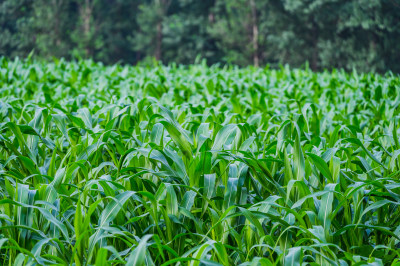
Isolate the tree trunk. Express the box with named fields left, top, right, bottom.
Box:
left=154, top=0, right=171, bottom=61
left=52, top=0, right=63, bottom=48
left=155, top=20, right=162, bottom=61
left=311, top=21, right=319, bottom=71
left=78, top=0, right=93, bottom=58
left=249, top=0, right=259, bottom=67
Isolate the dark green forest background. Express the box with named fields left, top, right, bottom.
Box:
left=1, top=0, right=400, bottom=72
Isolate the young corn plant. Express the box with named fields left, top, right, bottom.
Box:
left=0, top=57, right=400, bottom=265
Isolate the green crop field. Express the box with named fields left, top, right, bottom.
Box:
left=0, top=57, right=400, bottom=265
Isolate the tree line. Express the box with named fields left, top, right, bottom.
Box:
left=1, top=0, right=399, bottom=72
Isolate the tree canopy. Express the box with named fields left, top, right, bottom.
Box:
left=1, top=0, right=399, bottom=72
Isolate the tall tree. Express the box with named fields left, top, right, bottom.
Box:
left=130, top=0, right=171, bottom=63
left=162, top=0, right=217, bottom=64
left=94, top=0, right=139, bottom=64
left=32, top=0, right=72, bottom=58
left=208, top=0, right=268, bottom=66
left=0, top=0, right=34, bottom=58
left=71, top=0, right=98, bottom=58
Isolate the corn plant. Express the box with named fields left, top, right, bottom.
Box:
left=0, top=57, right=400, bottom=265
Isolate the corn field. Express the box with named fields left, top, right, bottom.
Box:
left=0, top=58, right=400, bottom=265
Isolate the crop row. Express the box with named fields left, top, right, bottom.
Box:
left=0, top=58, right=400, bottom=265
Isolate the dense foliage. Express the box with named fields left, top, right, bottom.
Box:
left=1, top=58, right=400, bottom=265
left=1, top=0, right=400, bottom=72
